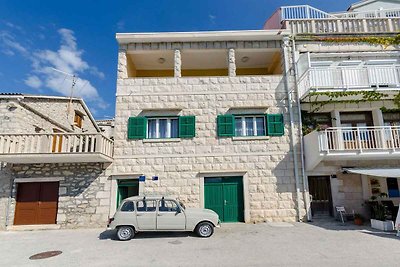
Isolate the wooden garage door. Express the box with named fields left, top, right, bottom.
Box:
left=14, top=182, right=59, bottom=225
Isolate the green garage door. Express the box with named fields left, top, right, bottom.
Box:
left=204, top=177, right=244, bottom=222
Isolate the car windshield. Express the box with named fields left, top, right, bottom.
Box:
left=179, top=201, right=186, bottom=210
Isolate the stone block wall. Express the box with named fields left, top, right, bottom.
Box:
left=1, top=163, right=111, bottom=229
left=114, top=75, right=305, bottom=222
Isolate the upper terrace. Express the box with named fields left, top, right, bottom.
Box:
left=116, top=30, right=288, bottom=79
left=264, top=5, right=400, bottom=35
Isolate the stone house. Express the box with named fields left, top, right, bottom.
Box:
left=0, top=94, right=113, bottom=230
left=265, top=0, right=400, bottom=219
left=113, top=30, right=308, bottom=223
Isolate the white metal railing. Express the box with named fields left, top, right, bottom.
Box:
left=332, top=8, right=400, bottom=19
left=318, top=126, right=400, bottom=153
left=297, top=65, right=400, bottom=98
left=281, top=5, right=336, bottom=20
left=0, top=133, right=113, bottom=158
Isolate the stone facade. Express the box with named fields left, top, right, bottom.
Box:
left=114, top=40, right=306, bottom=222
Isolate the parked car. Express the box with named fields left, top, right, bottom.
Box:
left=107, top=196, right=220, bottom=240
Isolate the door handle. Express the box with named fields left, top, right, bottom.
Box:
left=157, top=214, right=163, bottom=216
left=137, top=214, right=143, bottom=216
left=224, top=200, right=227, bottom=205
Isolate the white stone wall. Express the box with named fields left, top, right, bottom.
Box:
left=114, top=74, right=305, bottom=222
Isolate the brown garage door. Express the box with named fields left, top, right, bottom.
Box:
left=14, top=182, right=59, bottom=225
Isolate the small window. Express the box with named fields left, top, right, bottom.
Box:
left=74, top=112, right=83, bottom=128
left=147, top=117, right=179, bottom=139
left=386, top=178, right=400, bottom=198
left=234, top=116, right=266, bottom=137
left=120, top=201, right=135, bottom=212
left=159, top=200, right=179, bottom=212
left=136, top=200, right=157, bottom=212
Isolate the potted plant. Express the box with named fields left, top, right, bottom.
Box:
left=354, top=214, right=365, bottom=226
left=369, top=194, right=395, bottom=231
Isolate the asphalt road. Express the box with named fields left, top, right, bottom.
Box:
left=0, top=221, right=399, bottom=267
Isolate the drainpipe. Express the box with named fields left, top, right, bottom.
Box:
left=282, top=37, right=302, bottom=222
left=291, top=38, right=312, bottom=222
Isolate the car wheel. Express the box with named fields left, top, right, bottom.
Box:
left=195, top=222, right=214, bottom=238
left=117, top=226, right=135, bottom=241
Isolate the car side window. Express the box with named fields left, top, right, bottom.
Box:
left=159, top=200, right=179, bottom=212
left=136, top=200, right=157, bottom=212
left=120, top=201, right=135, bottom=212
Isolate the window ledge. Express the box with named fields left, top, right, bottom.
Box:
left=143, top=138, right=181, bottom=143
left=232, top=136, right=270, bottom=141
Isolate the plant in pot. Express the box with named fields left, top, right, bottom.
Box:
left=354, top=214, right=365, bottom=226
left=369, top=194, right=395, bottom=231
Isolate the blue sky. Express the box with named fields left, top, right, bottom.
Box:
left=0, top=0, right=354, bottom=119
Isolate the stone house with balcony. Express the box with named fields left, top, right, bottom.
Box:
left=265, top=0, right=400, bottom=219
left=113, top=30, right=308, bottom=223
left=0, top=94, right=113, bottom=230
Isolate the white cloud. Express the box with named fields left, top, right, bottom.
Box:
left=209, top=14, right=216, bottom=24
left=0, top=31, right=27, bottom=55
left=27, top=28, right=107, bottom=109
left=24, top=75, right=42, bottom=88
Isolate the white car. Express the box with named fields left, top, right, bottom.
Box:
left=108, top=196, right=221, bottom=240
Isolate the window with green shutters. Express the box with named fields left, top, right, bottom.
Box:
left=127, top=117, right=147, bottom=139
left=266, top=114, right=284, bottom=136
left=127, top=116, right=196, bottom=140
left=217, top=113, right=284, bottom=138
left=217, top=114, right=235, bottom=137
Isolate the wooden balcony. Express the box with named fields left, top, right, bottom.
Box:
left=264, top=5, right=400, bottom=35
left=298, top=65, right=400, bottom=100
left=304, top=126, right=400, bottom=170
left=0, top=133, right=113, bottom=164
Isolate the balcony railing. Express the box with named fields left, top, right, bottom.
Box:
left=298, top=65, right=400, bottom=99
left=319, top=126, right=400, bottom=152
left=264, top=5, right=400, bottom=34
left=0, top=133, right=113, bottom=163
left=304, top=126, right=400, bottom=170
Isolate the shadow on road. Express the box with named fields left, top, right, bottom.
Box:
left=98, top=230, right=196, bottom=240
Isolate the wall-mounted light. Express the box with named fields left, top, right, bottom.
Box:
left=241, top=56, right=249, bottom=63
left=158, top=58, right=166, bottom=64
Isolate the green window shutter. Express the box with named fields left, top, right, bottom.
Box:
left=179, top=116, right=196, bottom=138
left=127, top=117, right=147, bottom=139
left=266, top=114, right=284, bottom=136
left=217, top=114, right=235, bottom=137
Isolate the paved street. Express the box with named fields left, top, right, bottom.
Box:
left=0, top=221, right=399, bottom=267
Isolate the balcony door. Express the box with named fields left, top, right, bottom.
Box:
left=340, top=112, right=373, bottom=149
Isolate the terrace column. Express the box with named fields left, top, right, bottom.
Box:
left=228, top=48, right=236, bottom=77
left=174, top=49, right=182, bottom=78
left=117, top=49, right=128, bottom=79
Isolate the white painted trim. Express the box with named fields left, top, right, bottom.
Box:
left=14, top=177, right=64, bottom=183
left=110, top=173, right=143, bottom=179
left=232, top=136, right=270, bottom=141
left=143, top=138, right=181, bottom=143
left=116, top=30, right=288, bottom=44
left=198, top=170, right=248, bottom=177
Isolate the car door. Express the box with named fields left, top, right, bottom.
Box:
left=135, top=199, right=157, bottom=230
left=156, top=199, right=186, bottom=230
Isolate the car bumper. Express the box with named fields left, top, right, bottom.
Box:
left=216, top=220, right=221, bottom=228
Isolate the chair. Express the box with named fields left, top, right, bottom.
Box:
left=336, top=206, right=355, bottom=223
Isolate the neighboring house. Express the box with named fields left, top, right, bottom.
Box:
left=113, top=30, right=308, bottom=223
left=265, top=1, right=400, bottom=218
left=96, top=119, right=115, bottom=140
left=0, top=94, right=113, bottom=230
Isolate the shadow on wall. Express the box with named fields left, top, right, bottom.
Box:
left=0, top=164, right=12, bottom=229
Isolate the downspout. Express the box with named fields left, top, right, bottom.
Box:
left=291, top=39, right=312, bottom=222
left=282, top=37, right=302, bottom=222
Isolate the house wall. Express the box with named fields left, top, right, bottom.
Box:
left=350, top=0, right=400, bottom=12
left=114, top=45, right=306, bottom=222
left=2, top=163, right=111, bottom=229
left=0, top=164, right=12, bottom=230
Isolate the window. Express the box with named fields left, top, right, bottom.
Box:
left=127, top=116, right=195, bottom=139
left=234, top=116, right=266, bottom=137
left=120, top=201, right=135, bottom=212
left=136, top=200, right=157, bottom=212
left=386, top=178, right=400, bottom=198
left=147, top=117, right=179, bottom=139
left=74, top=112, right=83, bottom=128
left=158, top=200, right=180, bottom=212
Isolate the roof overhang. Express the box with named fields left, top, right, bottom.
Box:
left=116, top=30, right=289, bottom=44
left=343, top=167, right=400, bottom=178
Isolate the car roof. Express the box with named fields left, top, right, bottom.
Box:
left=123, top=195, right=175, bottom=201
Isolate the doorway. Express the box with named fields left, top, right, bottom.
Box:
left=308, top=176, right=333, bottom=217
left=204, top=177, right=244, bottom=222
left=117, top=179, right=139, bottom=208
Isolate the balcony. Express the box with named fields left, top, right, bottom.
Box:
left=264, top=5, right=400, bottom=34
left=297, top=65, right=400, bottom=100
left=304, top=126, right=400, bottom=170
left=0, top=133, right=113, bottom=164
